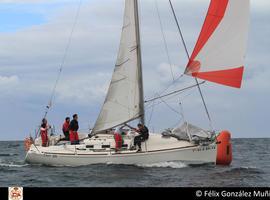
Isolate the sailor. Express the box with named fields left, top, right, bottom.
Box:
left=131, top=123, right=149, bottom=152
left=40, top=118, right=50, bottom=147
left=69, top=114, right=80, bottom=145
left=114, top=128, right=122, bottom=152
left=62, top=117, right=70, bottom=141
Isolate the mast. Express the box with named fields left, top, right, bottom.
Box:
left=92, top=0, right=146, bottom=134
left=134, top=0, right=145, bottom=125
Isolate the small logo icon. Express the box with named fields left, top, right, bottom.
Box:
left=9, top=187, right=23, bottom=200
left=196, top=190, right=202, bottom=197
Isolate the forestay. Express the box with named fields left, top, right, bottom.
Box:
left=92, top=0, right=144, bottom=134
left=185, top=0, right=250, bottom=88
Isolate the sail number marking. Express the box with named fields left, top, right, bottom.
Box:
left=193, top=146, right=216, bottom=152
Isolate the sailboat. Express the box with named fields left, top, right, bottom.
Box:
left=25, top=0, right=250, bottom=166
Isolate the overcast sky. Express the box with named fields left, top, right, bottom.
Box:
left=0, top=0, right=269, bottom=140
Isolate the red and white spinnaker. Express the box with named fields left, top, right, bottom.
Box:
left=185, top=0, right=250, bottom=88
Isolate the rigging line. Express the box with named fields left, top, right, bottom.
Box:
left=147, top=92, right=182, bottom=116
left=145, top=81, right=205, bottom=103
left=145, top=86, right=197, bottom=111
left=147, top=98, right=156, bottom=126
left=159, top=95, right=181, bottom=115
left=145, top=84, right=188, bottom=109
left=168, top=0, right=213, bottom=130
left=146, top=73, right=184, bottom=104
left=168, top=0, right=190, bottom=59
left=45, top=0, right=83, bottom=118
left=35, top=0, right=82, bottom=140
left=147, top=0, right=190, bottom=104
left=154, top=0, right=175, bottom=82
left=195, top=78, right=213, bottom=130
left=145, top=85, right=196, bottom=110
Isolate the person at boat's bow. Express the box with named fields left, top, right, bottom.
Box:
left=40, top=118, right=51, bottom=147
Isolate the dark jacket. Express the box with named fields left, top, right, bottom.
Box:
left=69, top=119, right=79, bottom=132
left=138, top=126, right=149, bottom=140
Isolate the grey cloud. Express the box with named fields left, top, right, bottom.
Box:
left=0, top=0, right=269, bottom=140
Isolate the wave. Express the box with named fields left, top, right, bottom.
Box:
left=7, top=144, right=21, bottom=148
left=229, top=166, right=263, bottom=173
left=137, top=161, right=188, bottom=169
left=238, top=166, right=258, bottom=170
left=0, top=163, right=29, bottom=168
left=214, top=166, right=264, bottom=177
left=0, top=153, right=18, bottom=157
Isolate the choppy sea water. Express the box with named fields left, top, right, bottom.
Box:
left=0, top=139, right=269, bottom=187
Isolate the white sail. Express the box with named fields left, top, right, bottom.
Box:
left=92, top=0, right=144, bottom=134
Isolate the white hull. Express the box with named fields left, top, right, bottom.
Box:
left=25, top=133, right=217, bottom=166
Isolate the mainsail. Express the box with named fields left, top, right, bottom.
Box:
left=92, top=0, right=144, bottom=133
left=185, top=0, right=250, bottom=88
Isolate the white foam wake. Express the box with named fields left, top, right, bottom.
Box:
left=0, top=163, right=29, bottom=168
left=137, top=161, right=188, bottom=169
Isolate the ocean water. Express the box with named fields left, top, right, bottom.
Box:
left=0, top=139, right=269, bottom=187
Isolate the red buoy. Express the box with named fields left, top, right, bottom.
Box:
left=216, top=131, right=233, bottom=165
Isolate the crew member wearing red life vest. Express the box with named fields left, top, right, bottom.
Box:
left=114, top=127, right=123, bottom=152
left=69, top=114, right=79, bottom=145
left=40, top=118, right=49, bottom=147
left=62, top=117, right=70, bottom=141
